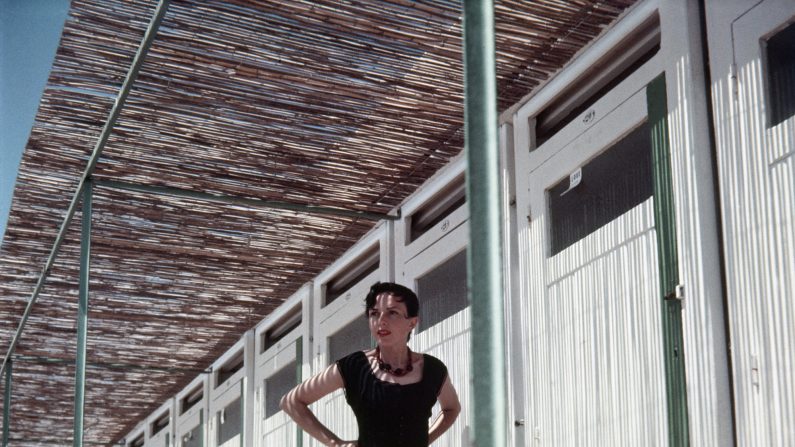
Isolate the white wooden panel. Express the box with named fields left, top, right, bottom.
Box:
left=313, top=390, right=359, bottom=445
left=710, top=0, right=795, bottom=444
left=253, top=286, right=310, bottom=447
left=413, top=308, right=471, bottom=447
left=261, top=411, right=296, bottom=446
left=516, top=73, right=669, bottom=444
left=211, top=384, right=244, bottom=447
left=125, top=424, right=147, bottom=447
left=208, top=332, right=253, bottom=447
left=654, top=1, right=736, bottom=443
left=175, top=375, right=208, bottom=447
left=211, top=337, right=248, bottom=402
left=255, top=346, right=300, bottom=447
left=402, top=220, right=470, bottom=446
left=527, top=203, right=667, bottom=445
left=395, top=157, right=466, bottom=264
left=310, top=225, right=389, bottom=446
left=147, top=428, right=171, bottom=447
left=176, top=415, right=203, bottom=447
left=146, top=399, right=174, bottom=447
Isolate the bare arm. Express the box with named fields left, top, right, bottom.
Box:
left=280, top=363, right=356, bottom=447
left=428, top=375, right=461, bottom=445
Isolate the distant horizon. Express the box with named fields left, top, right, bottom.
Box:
left=0, top=1, right=70, bottom=245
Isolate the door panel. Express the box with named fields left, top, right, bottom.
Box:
left=724, top=0, right=795, bottom=444
left=177, top=415, right=203, bottom=447
left=314, top=317, right=371, bottom=445
left=523, top=89, right=669, bottom=445
left=311, top=233, right=384, bottom=446
left=403, top=221, right=470, bottom=447
left=257, top=341, right=301, bottom=447
left=210, top=382, right=244, bottom=447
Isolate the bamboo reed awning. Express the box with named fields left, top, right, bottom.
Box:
left=0, top=0, right=635, bottom=444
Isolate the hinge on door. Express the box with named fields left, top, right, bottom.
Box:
left=730, top=63, right=739, bottom=100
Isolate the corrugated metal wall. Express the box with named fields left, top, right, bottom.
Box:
left=521, top=201, right=668, bottom=446
left=708, top=0, right=795, bottom=444
left=415, top=309, right=471, bottom=447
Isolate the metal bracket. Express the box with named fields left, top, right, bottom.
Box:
left=664, top=284, right=685, bottom=301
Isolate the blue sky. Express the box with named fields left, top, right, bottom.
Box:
left=0, top=0, right=70, bottom=245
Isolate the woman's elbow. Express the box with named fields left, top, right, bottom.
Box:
left=280, top=391, right=295, bottom=414
left=445, top=402, right=461, bottom=419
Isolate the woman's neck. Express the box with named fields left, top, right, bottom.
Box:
left=377, top=344, right=410, bottom=367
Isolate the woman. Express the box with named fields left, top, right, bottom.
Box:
left=281, top=282, right=461, bottom=446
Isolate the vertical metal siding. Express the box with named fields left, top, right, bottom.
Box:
left=728, top=56, right=795, bottom=445
left=522, top=201, right=668, bottom=446
left=314, top=390, right=358, bottom=445
left=261, top=413, right=295, bottom=446
left=709, top=1, right=795, bottom=443
left=414, top=308, right=471, bottom=447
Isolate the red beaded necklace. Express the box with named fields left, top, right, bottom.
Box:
left=375, top=346, right=413, bottom=377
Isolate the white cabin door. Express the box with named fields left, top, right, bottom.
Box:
left=724, top=0, right=795, bottom=444
left=401, top=221, right=469, bottom=447
left=257, top=337, right=302, bottom=447
left=211, top=383, right=244, bottom=447
left=176, top=411, right=203, bottom=447
left=313, top=287, right=373, bottom=445
left=521, top=88, right=669, bottom=445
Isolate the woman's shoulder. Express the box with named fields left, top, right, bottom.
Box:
left=421, top=353, right=448, bottom=375
left=335, top=350, right=369, bottom=375
left=420, top=353, right=449, bottom=394
left=336, top=350, right=368, bottom=364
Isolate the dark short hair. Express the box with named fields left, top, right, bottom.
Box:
left=364, top=282, right=419, bottom=318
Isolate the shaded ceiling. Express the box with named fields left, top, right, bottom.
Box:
left=0, top=0, right=636, bottom=444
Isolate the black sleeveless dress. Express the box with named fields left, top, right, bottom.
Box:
left=336, top=351, right=448, bottom=447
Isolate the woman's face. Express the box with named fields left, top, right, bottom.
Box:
left=367, top=292, right=417, bottom=347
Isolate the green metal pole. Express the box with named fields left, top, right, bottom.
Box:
left=73, top=180, right=93, bottom=447
left=295, top=337, right=303, bottom=447
left=2, top=360, right=11, bottom=447
left=647, top=74, right=690, bottom=446
left=463, top=1, right=506, bottom=446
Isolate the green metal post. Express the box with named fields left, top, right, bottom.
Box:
left=295, top=337, right=303, bottom=447
left=239, top=381, right=244, bottom=447
left=73, top=180, right=93, bottom=447
left=463, top=1, right=506, bottom=446
left=2, top=360, right=11, bottom=447
left=647, top=74, right=690, bottom=446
